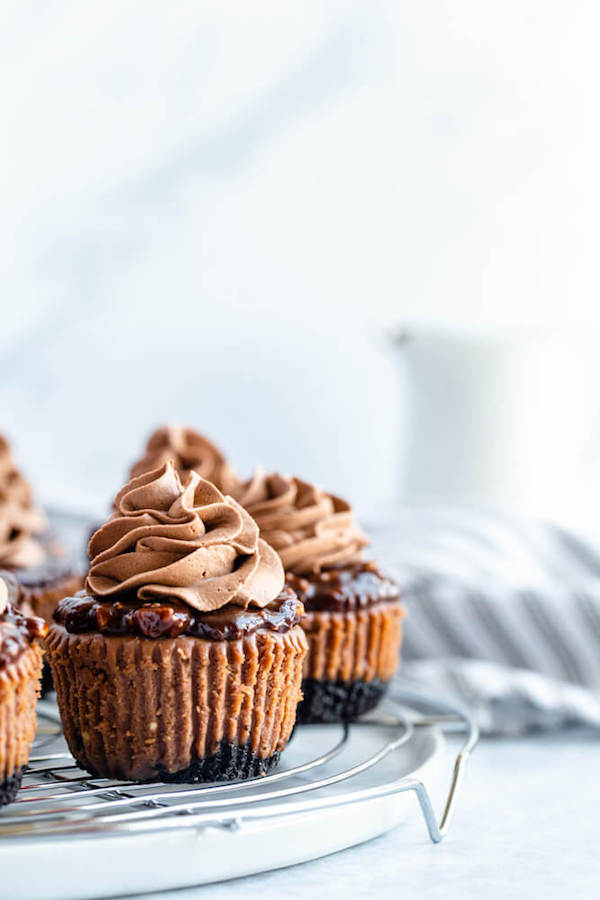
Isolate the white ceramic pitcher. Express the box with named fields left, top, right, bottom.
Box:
left=395, top=330, right=600, bottom=537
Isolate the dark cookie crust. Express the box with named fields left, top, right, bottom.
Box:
left=156, top=743, right=281, bottom=783
left=297, top=677, right=388, bottom=724
left=40, top=660, right=54, bottom=696
left=81, top=742, right=280, bottom=784
left=0, top=767, right=25, bottom=807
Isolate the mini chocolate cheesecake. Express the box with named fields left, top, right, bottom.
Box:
left=13, top=561, right=83, bottom=695
left=46, top=461, right=307, bottom=783
left=0, top=435, right=83, bottom=692
left=234, top=473, right=404, bottom=723
left=14, top=558, right=84, bottom=626
left=0, top=576, right=47, bottom=806
left=0, top=432, right=83, bottom=622
left=287, top=561, right=404, bottom=722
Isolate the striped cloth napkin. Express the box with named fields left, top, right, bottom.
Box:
left=368, top=508, right=600, bottom=735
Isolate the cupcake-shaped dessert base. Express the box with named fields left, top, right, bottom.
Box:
left=46, top=462, right=307, bottom=782
left=288, top=562, right=404, bottom=723
left=48, top=596, right=306, bottom=781
left=0, top=582, right=47, bottom=805
left=234, top=474, right=405, bottom=724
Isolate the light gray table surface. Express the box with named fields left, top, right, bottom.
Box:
left=136, top=732, right=598, bottom=900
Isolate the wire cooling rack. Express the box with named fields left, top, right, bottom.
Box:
left=0, top=684, right=478, bottom=845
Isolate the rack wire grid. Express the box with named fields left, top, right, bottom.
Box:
left=0, top=684, right=478, bottom=844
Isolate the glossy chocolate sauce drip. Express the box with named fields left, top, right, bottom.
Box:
left=54, top=586, right=303, bottom=641
left=286, top=561, right=401, bottom=612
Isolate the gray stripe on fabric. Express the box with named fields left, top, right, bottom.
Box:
left=551, top=527, right=600, bottom=578
left=399, top=597, right=439, bottom=659
left=574, top=593, right=600, bottom=643
left=573, top=594, right=600, bottom=678
left=401, top=578, right=460, bottom=660
left=408, top=579, right=477, bottom=658
left=465, top=591, right=533, bottom=670
left=522, top=591, right=587, bottom=685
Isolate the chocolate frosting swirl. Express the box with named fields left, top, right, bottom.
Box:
left=233, top=471, right=368, bottom=575
left=130, top=425, right=237, bottom=494
left=87, top=461, right=284, bottom=612
left=0, top=435, right=46, bottom=569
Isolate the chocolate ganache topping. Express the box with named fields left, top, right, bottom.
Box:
left=130, top=425, right=237, bottom=495
left=87, top=460, right=284, bottom=612
left=54, top=586, right=303, bottom=640
left=0, top=435, right=46, bottom=569
left=233, top=471, right=368, bottom=575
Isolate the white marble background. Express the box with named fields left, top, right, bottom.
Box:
left=2, top=1, right=600, bottom=516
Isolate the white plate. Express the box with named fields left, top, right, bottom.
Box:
left=0, top=715, right=444, bottom=900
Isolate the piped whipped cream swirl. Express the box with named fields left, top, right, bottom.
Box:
left=233, top=471, right=368, bottom=575
left=87, top=461, right=284, bottom=612
left=130, top=425, right=237, bottom=494
left=0, top=436, right=46, bottom=569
